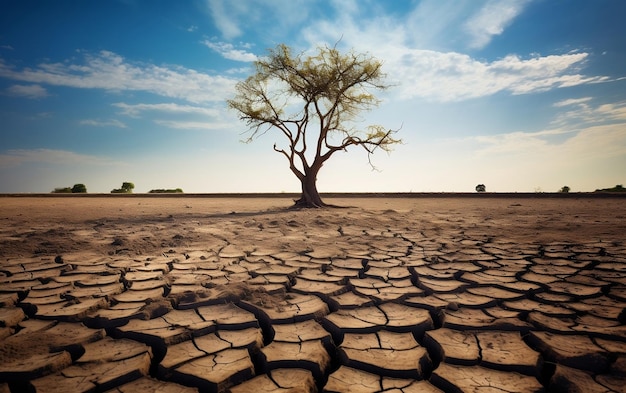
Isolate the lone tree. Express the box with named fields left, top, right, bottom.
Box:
left=475, top=184, right=486, bottom=192
left=228, top=44, right=400, bottom=208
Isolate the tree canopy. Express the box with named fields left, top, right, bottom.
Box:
left=228, top=44, right=400, bottom=207
left=52, top=183, right=87, bottom=193
left=111, top=182, right=134, bottom=194
left=72, top=183, right=87, bottom=193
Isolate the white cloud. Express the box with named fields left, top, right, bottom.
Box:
left=467, top=101, right=626, bottom=160
left=464, top=0, right=531, bottom=49
left=202, top=40, right=257, bottom=62
left=0, top=51, right=237, bottom=104
left=79, top=119, right=127, bottom=128
left=113, top=102, right=220, bottom=117
left=153, top=120, right=232, bottom=130
left=5, top=84, right=48, bottom=99
left=471, top=128, right=573, bottom=155
left=551, top=100, right=626, bottom=127
left=206, top=0, right=243, bottom=39
left=205, top=0, right=312, bottom=41
left=113, top=102, right=232, bottom=130
left=388, top=50, right=608, bottom=102
left=401, top=0, right=489, bottom=50
left=553, top=97, right=593, bottom=107
left=0, top=148, right=119, bottom=169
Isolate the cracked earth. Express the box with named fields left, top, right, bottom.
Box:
left=1, top=195, right=625, bottom=392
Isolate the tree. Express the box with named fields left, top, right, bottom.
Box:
left=52, top=187, right=72, bottom=193
left=475, top=184, right=486, bottom=192
left=111, top=182, right=134, bottom=193
left=559, top=185, right=570, bottom=193
left=71, top=183, right=87, bottom=193
left=228, top=44, right=401, bottom=208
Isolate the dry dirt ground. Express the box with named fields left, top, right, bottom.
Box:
left=0, top=195, right=625, bottom=392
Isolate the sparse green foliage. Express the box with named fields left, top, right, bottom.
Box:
left=559, top=186, right=570, bottom=193
left=52, top=187, right=72, bottom=193
left=228, top=43, right=401, bottom=207
left=111, top=182, right=135, bottom=193
left=475, top=184, right=486, bottom=192
left=149, top=188, right=183, bottom=193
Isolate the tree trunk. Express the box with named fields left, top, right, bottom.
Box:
left=294, top=171, right=326, bottom=208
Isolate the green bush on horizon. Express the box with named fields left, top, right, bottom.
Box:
left=111, top=181, right=135, bottom=194
left=52, top=183, right=87, bottom=193
left=595, top=184, right=625, bottom=193
left=71, top=183, right=87, bottom=193
left=148, top=188, right=184, bottom=193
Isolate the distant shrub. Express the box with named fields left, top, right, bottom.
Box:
left=475, top=184, right=486, bottom=192
left=595, top=184, right=625, bottom=193
left=52, top=184, right=87, bottom=193
left=559, top=186, right=570, bottom=193
left=149, top=188, right=184, bottom=193
left=111, top=182, right=135, bottom=193
left=71, top=183, right=87, bottom=193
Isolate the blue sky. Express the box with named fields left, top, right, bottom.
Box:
left=1, top=0, right=625, bottom=193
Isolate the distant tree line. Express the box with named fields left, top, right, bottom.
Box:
left=148, top=188, right=184, bottom=193
left=595, top=184, right=625, bottom=193
left=51, top=182, right=184, bottom=194
left=51, top=184, right=87, bottom=193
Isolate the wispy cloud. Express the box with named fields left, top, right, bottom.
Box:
left=0, top=51, right=237, bottom=103
left=551, top=99, right=626, bottom=127
left=206, top=0, right=243, bottom=39
left=202, top=40, right=257, bottom=62
left=0, top=148, right=119, bottom=169
left=4, top=84, right=48, bottom=99
left=389, top=50, right=608, bottom=102
left=469, top=98, right=626, bottom=159
left=464, top=0, right=531, bottom=49
left=113, top=102, right=231, bottom=130
left=153, top=119, right=232, bottom=130
left=113, top=102, right=219, bottom=117
left=471, top=128, right=573, bottom=155
left=206, top=0, right=312, bottom=41
left=553, top=97, right=593, bottom=107
left=79, top=119, right=127, bottom=128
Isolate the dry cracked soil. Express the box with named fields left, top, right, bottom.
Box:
left=0, top=195, right=625, bottom=393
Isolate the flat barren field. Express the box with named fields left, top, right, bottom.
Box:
left=1, top=195, right=625, bottom=392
